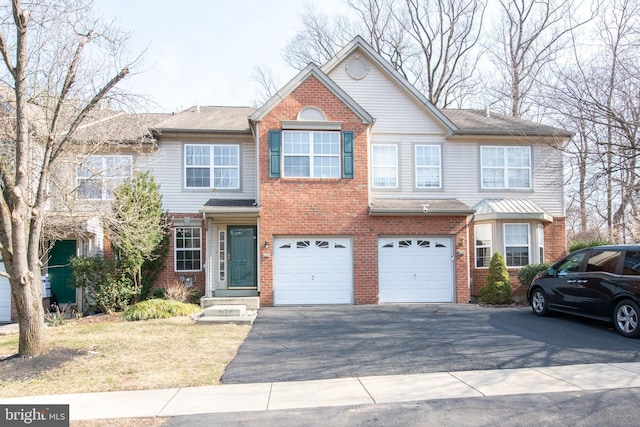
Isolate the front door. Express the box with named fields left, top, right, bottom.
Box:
left=49, top=240, right=77, bottom=304
left=228, top=226, right=257, bottom=288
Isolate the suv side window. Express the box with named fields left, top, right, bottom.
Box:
left=585, top=250, right=622, bottom=274
left=623, top=251, right=640, bottom=275
left=557, top=251, right=586, bottom=275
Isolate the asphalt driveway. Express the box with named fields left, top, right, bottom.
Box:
left=222, top=304, right=640, bottom=384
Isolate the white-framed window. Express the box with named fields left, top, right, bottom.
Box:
left=185, top=144, right=239, bottom=189
left=282, top=131, right=340, bottom=178
left=475, top=223, right=492, bottom=268
left=504, top=223, right=530, bottom=267
left=538, top=224, right=545, bottom=263
left=76, top=155, right=133, bottom=200
left=372, top=144, right=397, bottom=188
left=481, top=146, right=531, bottom=189
left=175, top=227, right=202, bottom=272
left=415, top=144, right=441, bottom=188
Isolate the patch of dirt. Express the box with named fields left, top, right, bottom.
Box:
left=1, top=346, right=85, bottom=382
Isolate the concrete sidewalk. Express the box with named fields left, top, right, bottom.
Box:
left=2, top=362, right=640, bottom=421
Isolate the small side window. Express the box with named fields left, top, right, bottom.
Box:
left=557, top=251, right=587, bottom=275
left=623, top=251, right=640, bottom=275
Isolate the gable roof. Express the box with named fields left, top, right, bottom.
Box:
left=322, top=35, right=458, bottom=134
left=442, top=109, right=573, bottom=138
left=153, top=106, right=257, bottom=134
left=250, top=63, right=373, bottom=125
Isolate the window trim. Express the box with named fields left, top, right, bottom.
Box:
left=184, top=144, right=240, bottom=190
left=504, top=223, right=530, bottom=267
left=174, top=226, right=202, bottom=272
left=372, top=143, right=398, bottom=189
left=537, top=224, right=545, bottom=263
left=415, top=144, right=442, bottom=189
left=474, top=223, right=493, bottom=269
left=76, top=154, right=133, bottom=200
left=281, top=130, right=341, bottom=178
left=480, top=146, right=532, bottom=190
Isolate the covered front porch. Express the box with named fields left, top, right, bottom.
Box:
left=199, top=199, right=261, bottom=321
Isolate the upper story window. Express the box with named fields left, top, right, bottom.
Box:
left=282, top=131, right=340, bottom=178
left=481, top=146, right=531, bottom=190
left=372, top=144, right=397, bottom=188
left=504, top=223, right=529, bottom=267
left=76, top=155, right=132, bottom=200
left=415, top=145, right=441, bottom=189
left=185, top=144, right=239, bottom=189
left=475, top=223, right=492, bottom=268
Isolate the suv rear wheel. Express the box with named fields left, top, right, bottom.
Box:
left=614, top=299, right=640, bottom=338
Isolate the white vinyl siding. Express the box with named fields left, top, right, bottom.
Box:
left=504, top=223, right=530, bottom=267
left=372, top=144, right=398, bottom=188
left=142, top=140, right=256, bottom=213
left=415, top=145, right=441, bottom=188
left=327, top=56, right=445, bottom=134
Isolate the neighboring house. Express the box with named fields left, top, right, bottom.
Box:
left=41, top=111, right=169, bottom=314
left=145, top=36, right=571, bottom=308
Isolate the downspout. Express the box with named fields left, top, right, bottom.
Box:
left=252, top=121, right=261, bottom=294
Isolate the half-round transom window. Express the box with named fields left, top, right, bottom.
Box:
left=298, top=107, right=326, bottom=121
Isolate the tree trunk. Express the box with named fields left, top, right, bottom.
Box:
left=13, top=273, right=45, bottom=357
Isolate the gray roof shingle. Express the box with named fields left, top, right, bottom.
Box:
left=442, top=109, right=572, bottom=138
left=153, top=106, right=257, bottom=133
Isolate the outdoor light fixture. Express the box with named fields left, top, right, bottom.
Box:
left=264, top=241, right=269, bottom=249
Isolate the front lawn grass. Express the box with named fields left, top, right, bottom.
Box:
left=0, top=315, right=250, bottom=398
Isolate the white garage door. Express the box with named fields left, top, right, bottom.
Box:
left=0, top=261, right=10, bottom=323
left=378, top=236, right=454, bottom=303
left=274, top=236, right=353, bottom=305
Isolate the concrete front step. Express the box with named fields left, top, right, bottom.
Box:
left=201, top=297, right=260, bottom=310
left=203, top=305, right=246, bottom=317
left=196, top=314, right=256, bottom=325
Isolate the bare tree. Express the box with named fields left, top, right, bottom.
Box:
left=283, top=0, right=486, bottom=108
left=0, top=0, right=135, bottom=357
left=487, top=0, right=597, bottom=118
left=554, top=0, right=640, bottom=242
left=250, top=65, right=282, bottom=107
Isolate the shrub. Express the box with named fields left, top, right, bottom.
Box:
left=569, top=239, right=614, bottom=253
left=518, top=263, right=552, bottom=288
left=162, top=281, right=195, bottom=303
left=122, top=299, right=200, bottom=321
left=480, top=252, right=513, bottom=304
left=70, top=256, right=138, bottom=314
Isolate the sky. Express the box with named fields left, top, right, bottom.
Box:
left=93, top=0, right=349, bottom=113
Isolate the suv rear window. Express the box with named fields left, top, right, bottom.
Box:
left=623, top=251, right=640, bottom=275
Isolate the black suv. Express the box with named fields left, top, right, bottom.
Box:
left=528, top=245, right=640, bottom=338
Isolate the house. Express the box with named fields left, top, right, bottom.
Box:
left=0, top=36, right=571, bottom=322
left=145, top=36, right=570, bottom=308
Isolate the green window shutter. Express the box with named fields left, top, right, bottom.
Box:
left=268, top=130, right=281, bottom=178
left=342, top=131, right=354, bottom=179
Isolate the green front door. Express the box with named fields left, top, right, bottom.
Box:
left=228, top=226, right=257, bottom=288
left=49, top=240, right=77, bottom=304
